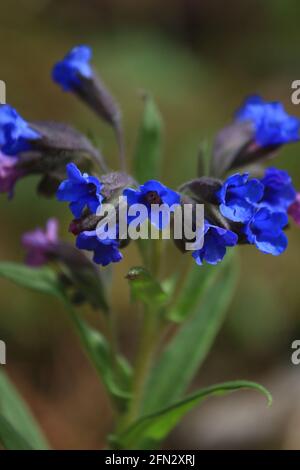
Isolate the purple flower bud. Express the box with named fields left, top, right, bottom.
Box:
left=288, top=193, right=300, bottom=226
left=21, top=218, right=59, bottom=266
left=0, top=152, right=25, bottom=197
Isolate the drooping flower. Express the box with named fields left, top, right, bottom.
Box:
left=0, top=104, right=40, bottom=155
left=288, top=193, right=300, bottom=226
left=123, top=180, right=180, bottom=230
left=52, top=45, right=93, bottom=92
left=217, top=173, right=264, bottom=223
left=244, top=208, right=288, bottom=255
left=192, top=221, right=238, bottom=266
left=76, top=230, right=122, bottom=266
left=0, top=152, right=25, bottom=197
left=57, top=163, right=103, bottom=218
left=260, top=167, right=296, bottom=212
left=236, top=95, right=300, bottom=147
left=22, top=218, right=59, bottom=266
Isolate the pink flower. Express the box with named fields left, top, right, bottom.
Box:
left=288, top=193, right=300, bottom=226
left=0, top=152, right=24, bottom=197
left=21, top=218, right=59, bottom=266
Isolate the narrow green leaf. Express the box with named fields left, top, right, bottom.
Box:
left=66, top=305, right=132, bottom=407
left=142, top=255, right=238, bottom=415
left=0, top=415, right=33, bottom=450
left=126, top=266, right=168, bottom=309
left=133, top=94, right=163, bottom=183
left=0, top=262, right=131, bottom=410
left=115, top=380, right=271, bottom=449
left=168, top=254, right=233, bottom=323
left=0, top=370, right=49, bottom=449
left=0, top=262, right=64, bottom=299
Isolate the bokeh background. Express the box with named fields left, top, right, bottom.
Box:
left=1, top=0, right=300, bottom=449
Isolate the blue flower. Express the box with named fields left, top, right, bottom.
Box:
left=123, top=180, right=180, bottom=229
left=0, top=105, right=40, bottom=155
left=57, top=163, right=103, bottom=218
left=236, top=95, right=300, bottom=147
left=217, top=173, right=264, bottom=223
left=259, top=167, right=296, bottom=212
left=192, top=221, right=238, bottom=266
left=244, top=207, right=288, bottom=255
left=76, top=230, right=122, bottom=266
left=52, top=45, right=93, bottom=92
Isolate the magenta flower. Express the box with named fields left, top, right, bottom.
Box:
left=0, top=152, right=24, bottom=197
left=288, top=193, right=300, bottom=226
left=21, top=218, right=59, bottom=266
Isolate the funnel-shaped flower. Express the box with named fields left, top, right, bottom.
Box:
left=217, top=173, right=264, bottom=223
left=244, top=208, right=288, bottom=255
left=236, top=95, right=300, bottom=147
left=52, top=45, right=93, bottom=92
left=0, top=105, right=40, bottom=155
left=192, top=221, right=238, bottom=265
left=57, top=163, right=103, bottom=218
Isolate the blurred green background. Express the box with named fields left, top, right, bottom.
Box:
left=1, top=0, right=300, bottom=449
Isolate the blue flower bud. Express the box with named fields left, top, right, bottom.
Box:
left=57, top=163, right=103, bottom=218
left=236, top=95, right=300, bottom=147
left=0, top=104, right=40, bottom=155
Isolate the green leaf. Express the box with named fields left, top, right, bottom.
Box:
left=0, top=415, right=33, bottom=450
left=168, top=255, right=232, bottom=323
left=0, top=262, right=131, bottom=410
left=126, top=267, right=168, bottom=309
left=66, top=305, right=132, bottom=407
left=0, top=370, right=49, bottom=449
left=142, top=254, right=238, bottom=415
left=133, top=94, right=163, bottom=183
left=115, top=380, right=271, bottom=449
left=0, top=262, right=64, bottom=299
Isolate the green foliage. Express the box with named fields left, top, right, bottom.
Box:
left=133, top=94, right=163, bottom=183
left=126, top=266, right=168, bottom=310
left=114, top=380, right=271, bottom=449
left=0, top=262, right=132, bottom=412
left=142, top=254, right=238, bottom=415
left=0, top=370, right=49, bottom=450
left=0, top=262, right=64, bottom=300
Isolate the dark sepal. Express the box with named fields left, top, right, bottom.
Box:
left=211, top=121, right=254, bottom=177
left=179, top=176, right=222, bottom=204
left=29, top=121, right=108, bottom=172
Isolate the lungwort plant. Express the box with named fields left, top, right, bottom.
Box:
left=1, top=45, right=300, bottom=450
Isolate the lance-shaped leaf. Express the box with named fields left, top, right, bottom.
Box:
left=0, top=262, right=64, bottom=299
left=142, top=255, right=238, bottom=415
left=0, top=370, right=49, bottom=450
left=168, top=252, right=233, bottom=323
left=66, top=306, right=132, bottom=407
left=113, top=380, right=272, bottom=449
left=126, top=267, right=168, bottom=310
left=0, top=262, right=131, bottom=408
left=133, top=95, right=163, bottom=183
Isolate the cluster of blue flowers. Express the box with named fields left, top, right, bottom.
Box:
left=1, top=44, right=300, bottom=268
left=216, top=167, right=296, bottom=256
